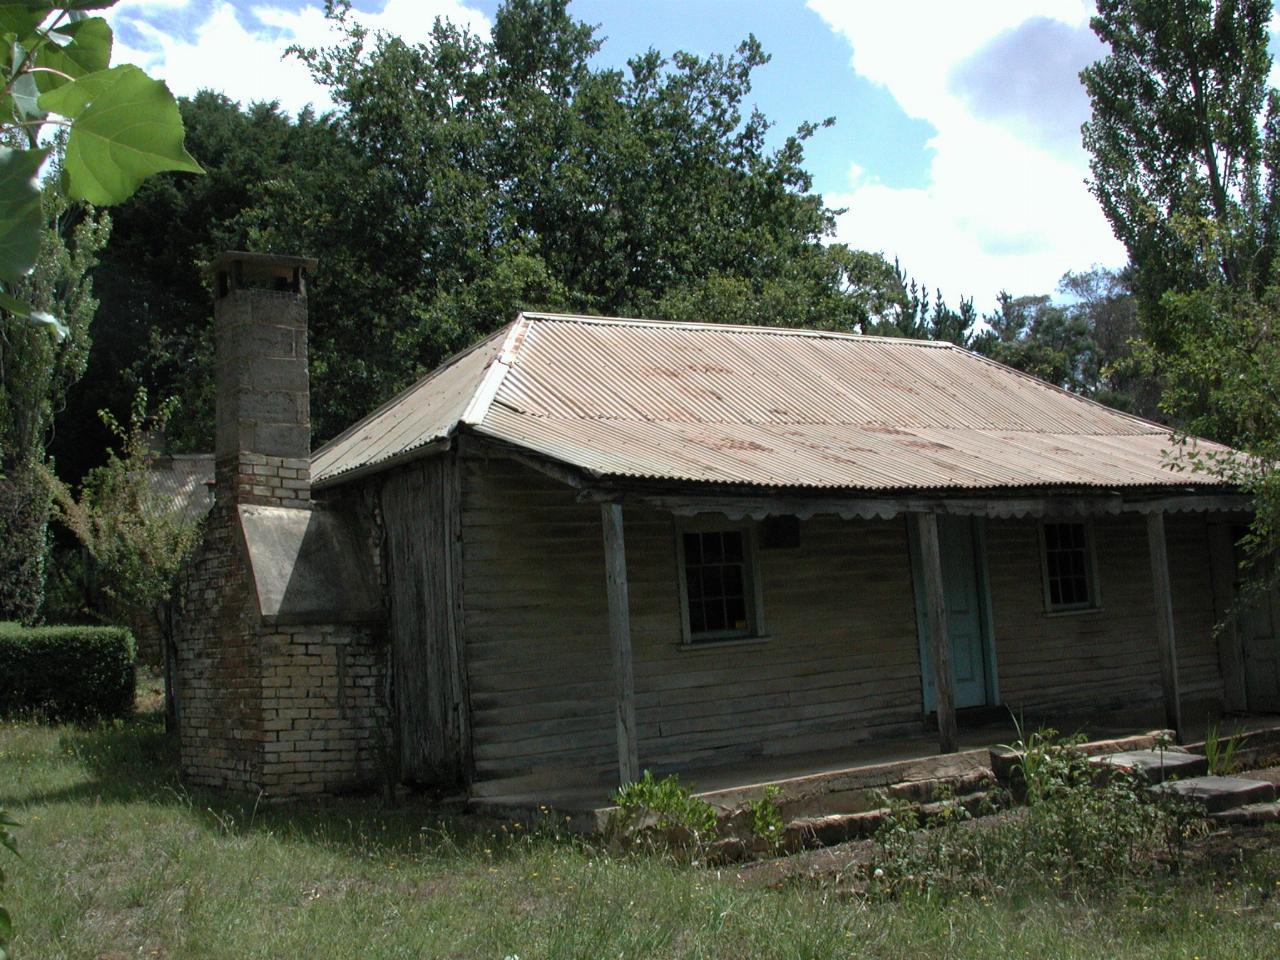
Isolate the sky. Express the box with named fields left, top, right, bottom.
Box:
left=105, top=0, right=1141, bottom=311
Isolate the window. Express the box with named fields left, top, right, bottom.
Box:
left=1041, top=521, right=1097, bottom=612
left=677, top=526, right=761, bottom=643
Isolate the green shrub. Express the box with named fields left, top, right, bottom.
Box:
left=746, top=785, right=785, bottom=851
left=867, top=727, right=1202, bottom=900
left=0, top=622, right=135, bottom=721
left=611, top=771, right=717, bottom=836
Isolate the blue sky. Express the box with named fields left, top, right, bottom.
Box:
left=108, top=0, right=1145, bottom=308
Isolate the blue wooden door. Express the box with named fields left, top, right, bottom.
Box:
left=919, top=517, right=992, bottom=712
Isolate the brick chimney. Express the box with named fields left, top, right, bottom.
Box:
left=211, top=252, right=317, bottom=509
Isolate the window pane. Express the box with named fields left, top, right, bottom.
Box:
left=689, top=602, right=706, bottom=634
left=703, top=598, right=727, bottom=632
left=722, top=563, right=744, bottom=599
left=687, top=566, right=703, bottom=600
left=702, top=565, right=723, bottom=600
left=1044, top=522, right=1092, bottom=609
left=682, top=526, right=756, bottom=640
left=684, top=532, right=702, bottom=564
left=726, top=595, right=747, bottom=629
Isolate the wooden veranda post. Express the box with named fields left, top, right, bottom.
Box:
left=602, top=503, right=640, bottom=784
left=912, top=512, right=959, bottom=753
left=1146, top=512, right=1184, bottom=740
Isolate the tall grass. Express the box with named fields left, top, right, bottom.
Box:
left=1, top=715, right=1278, bottom=959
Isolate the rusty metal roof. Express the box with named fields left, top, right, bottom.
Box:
left=312, top=312, right=1232, bottom=492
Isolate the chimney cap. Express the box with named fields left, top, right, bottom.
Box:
left=207, top=251, right=318, bottom=275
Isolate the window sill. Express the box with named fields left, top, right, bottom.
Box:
left=1043, top=606, right=1103, bottom=619
left=677, top=635, right=772, bottom=652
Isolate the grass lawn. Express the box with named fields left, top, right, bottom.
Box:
left=3, top=703, right=1280, bottom=959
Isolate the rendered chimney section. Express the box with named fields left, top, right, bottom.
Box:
left=212, top=251, right=317, bottom=508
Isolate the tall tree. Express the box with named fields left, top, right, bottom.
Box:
left=0, top=3, right=200, bottom=623
left=72, top=0, right=975, bottom=477
left=0, top=161, right=109, bottom=622
left=1082, top=0, right=1279, bottom=347
left=1082, top=0, right=1280, bottom=563
left=61, top=93, right=349, bottom=474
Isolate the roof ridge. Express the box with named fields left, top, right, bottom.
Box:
left=311, top=322, right=514, bottom=465
left=518, top=311, right=959, bottom=349
left=460, top=315, right=532, bottom=426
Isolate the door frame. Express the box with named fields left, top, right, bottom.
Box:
left=907, top=515, right=1001, bottom=714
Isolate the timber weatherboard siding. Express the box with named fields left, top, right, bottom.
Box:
left=987, top=513, right=1222, bottom=719
left=460, top=457, right=1232, bottom=791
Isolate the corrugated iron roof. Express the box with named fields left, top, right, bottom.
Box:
left=311, top=326, right=509, bottom=484
left=312, top=312, right=1232, bottom=492
left=144, top=454, right=215, bottom=521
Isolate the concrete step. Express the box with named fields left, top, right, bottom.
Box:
left=1209, top=800, right=1280, bottom=826
left=1089, top=749, right=1208, bottom=783
left=1152, top=775, right=1278, bottom=813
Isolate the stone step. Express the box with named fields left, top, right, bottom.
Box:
left=781, top=790, right=995, bottom=851
left=1089, top=749, right=1208, bottom=783
left=1151, top=775, right=1278, bottom=813
left=782, top=808, right=888, bottom=850
left=990, top=729, right=1176, bottom=784
left=1209, top=800, right=1280, bottom=826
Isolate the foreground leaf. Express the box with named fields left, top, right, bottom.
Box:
left=41, top=64, right=202, bottom=203
left=34, top=16, right=112, bottom=92
left=10, top=71, right=43, bottom=120
left=0, top=145, right=50, bottom=282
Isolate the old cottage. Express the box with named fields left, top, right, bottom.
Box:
left=174, top=252, right=1275, bottom=806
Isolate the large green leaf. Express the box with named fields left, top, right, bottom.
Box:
left=0, top=145, right=49, bottom=283
left=0, top=6, right=41, bottom=40
left=34, top=15, right=111, bottom=92
left=40, top=64, right=201, bottom=204
left=10, top=70, right=42, bottom=118
left=36, top=57, right=114, bottom=116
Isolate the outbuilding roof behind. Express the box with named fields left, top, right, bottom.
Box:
left=311, top=313, right=1232, bottom=492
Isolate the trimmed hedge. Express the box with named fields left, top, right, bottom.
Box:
left=0, top=622, right=136, bottom=721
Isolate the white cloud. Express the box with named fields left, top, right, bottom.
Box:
left=108, top=0, right=491, bottom=115
left=809, top=0, right=1126, bottom=308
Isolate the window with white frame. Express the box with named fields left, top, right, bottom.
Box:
left=677, top=526, right=761, bottom=643
left=1041, top=521, right=1097, bottom=611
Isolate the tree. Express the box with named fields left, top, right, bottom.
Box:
left=970, top=269, right=1156, bottom=416
left=0, top=3, right=201, bottom=330
left=1082, top=0, right=1280, bottom=567
left=42, top=388, right=203, bottom=723
left=1082, top=0, right=1278, bottom=347
left=0, top=150, right=109, bottom=622
left=63, top=93, right=350, bottom=469
left=76, top=1, right=928, bottom=457
left=0, top=3, right=200, bottom=623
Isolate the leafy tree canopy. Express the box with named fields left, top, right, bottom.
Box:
left=72, top=0, right=936, bottom=459
left=1083, top=0, right=1280, bottom=564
